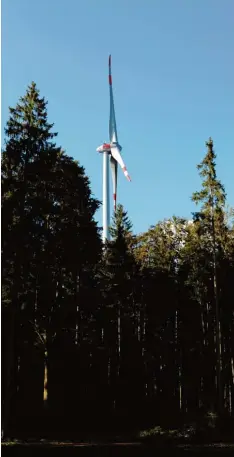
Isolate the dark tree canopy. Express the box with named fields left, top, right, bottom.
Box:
left=2, top=86, right=234, bottom=442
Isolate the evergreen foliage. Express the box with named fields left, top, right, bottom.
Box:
left=2, top=88, right=234, bottom=439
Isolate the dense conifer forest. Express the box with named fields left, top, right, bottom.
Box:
left=2, top=83, right=234, bottom=441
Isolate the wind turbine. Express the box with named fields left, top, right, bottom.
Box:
left=97, top=55, right=131, bottom=243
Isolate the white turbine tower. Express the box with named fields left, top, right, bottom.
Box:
left=97, top=55, right=131, bottom=243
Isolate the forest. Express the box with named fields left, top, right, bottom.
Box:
left=2, top=82, right=234, bottom=441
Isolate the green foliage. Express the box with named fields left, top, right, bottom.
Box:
left=109, top=203, right=133, bottom=240
left=133, top=216, right=188, bottom=272
left=192, top=137, right=227, bottom=246
left=1, top=83, right=102, bottom=437
left=2, top=85, right=233, bottom=440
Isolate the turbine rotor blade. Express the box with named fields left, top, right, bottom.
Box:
left=110, top=155, right=118, bottom=212
left=109, top=55, right=118, bottom=144
left=110, top=146, right=131, bottom=182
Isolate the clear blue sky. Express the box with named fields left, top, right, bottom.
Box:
left=2, top=0, right=234, bottom=234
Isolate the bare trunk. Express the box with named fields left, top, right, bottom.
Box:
left=2, top=309, right=16, bottom=439
left=231, top=357, right=234, bottom=413
left=43, top=347, right=48, bottom=408
left=231, top=357, right=234, bottom=382
left=117, top=308, right=121, bottom=358
left=43, top=327, right=49, bottom=408
left=116, top=303, right=121, bottom=378
left=74, top=271, right=81, bottom=345
left=211, top=210, right=222, bottom=414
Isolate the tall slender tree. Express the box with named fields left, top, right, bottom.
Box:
left=191, top=137, right=227, bottom=415
left=2, top=81, right=61, bottom=435
left=2, top=82, right=102, bottom=436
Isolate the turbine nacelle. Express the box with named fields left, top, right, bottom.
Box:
left=96, top=143, right=110, bottom=153
left=96, top=142, right=122, bottom=153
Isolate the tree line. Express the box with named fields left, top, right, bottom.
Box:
left=2, top=83, right=234, bottom=439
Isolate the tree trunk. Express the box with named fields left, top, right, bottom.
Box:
left=211, top=211, right=223, bottom=415
left=2, top=308, right=16, bottom=439
left=43, top=349, right=48, bottom=408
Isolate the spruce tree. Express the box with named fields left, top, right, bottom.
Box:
left=2, top=82, right=102, bottom=436
left=109, top=203, right=133, bottom=240
left=2, top=82, right=60, bottom=436
left=191, top=138, right=227, bottom=416
left=101, top=206, right=142, bottom=418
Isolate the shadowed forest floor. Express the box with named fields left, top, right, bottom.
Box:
left=2, top=441, right=234, bottom=457
left=2, top=421, right=234, bottom=456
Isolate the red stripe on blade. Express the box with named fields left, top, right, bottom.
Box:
left=109, top=75, right=112, bottom=85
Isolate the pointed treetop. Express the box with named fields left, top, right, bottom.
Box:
left=5, top=81, right=56, bottom=142
left=192, top=137, right=226, bottom=209
left=110, top=204, right=132, bottom=240
left=191, top=138, right=227, bottom=247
